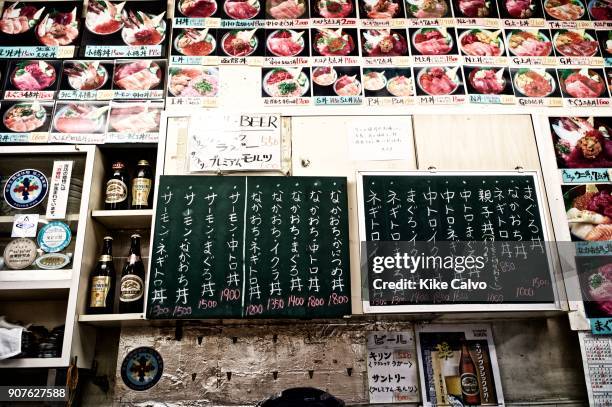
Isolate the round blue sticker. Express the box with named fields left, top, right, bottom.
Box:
left=37, top=221, right=71, bottom=253
left=3, top=169, right=48, bottom=210
left=121, top=347, right=164, bottom=391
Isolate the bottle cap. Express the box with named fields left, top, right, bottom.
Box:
left=112, top=161, right=126, bottom=170
left=137, top=160, right=150, bottom=166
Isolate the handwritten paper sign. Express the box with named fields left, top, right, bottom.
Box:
left=188, top=113, right=282, bottom=172
left=367, top=331, right=419, bottom=403
left=348, top=118, right=412, bottom=162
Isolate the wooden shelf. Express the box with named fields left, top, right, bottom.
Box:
left=91, top=209, right=154, bottom=229
left=0, top=357, right=66, bottom=369
left=78, top=313, right=145, bottom=326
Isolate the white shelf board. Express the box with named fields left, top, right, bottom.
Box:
left=0, top=214, right=80, bottom=224
left=0, top=214, right=80, bottom=234
left=0, top=269, right=72, bottom=283
left=0, top=357, right=66, bottom=369
left=91, top=209, right=153, bottom=229
left=78, top=313, right=145, bottom=326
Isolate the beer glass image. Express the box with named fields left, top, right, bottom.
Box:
left=418, top=331, right=500, bottom=406
left=442, top=363, right=462, bottom=404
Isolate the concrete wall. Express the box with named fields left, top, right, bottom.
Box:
left=88, top=316, right=587, bottom=406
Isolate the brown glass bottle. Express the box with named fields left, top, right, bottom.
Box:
left=131, top=160, right=153, bottom=209
left=105, top=161, right=129, bottom=210
left=87, top=237, right=115, bottom=314
left=460, top=341, right=481, bottom=406
left=119, top=234, right=145, bottom=313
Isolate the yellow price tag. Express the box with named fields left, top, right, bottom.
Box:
left=548, top=98, right=563, bottom=107
left=542, top=57, right=556, bottom=65
left=201, top=98, right=218, bottom=108
left=247, top=57, right=264, bottom=66
left=393, top=57, right=410, bottom=66
left=483, top=18, right=500, bottom=27
left=201, top=56, right=220, bottom=65
left=391, top=19, right=406, bottom=27
left=96, top=90, right=114, bottom=100
left=57, top=46, right=75, bottom=58
left=29, top=132, right=49, bottom=143
left=528, top=18, right=545, bottom=26
left=206, top=18, right=221, bottom=28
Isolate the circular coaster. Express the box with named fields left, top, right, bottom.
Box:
left=120, top=347, right=164, bottom=391
left=3, top=238, right=37, bottom=270
left=3, top=169, right=48, bottom=210
left=37, top=221, right=72, bottom=253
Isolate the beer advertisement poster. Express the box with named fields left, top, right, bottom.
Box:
left=415, top=324, right=504, bottom=407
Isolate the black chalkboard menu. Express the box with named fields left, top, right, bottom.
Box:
left=146, top=175, right=351, bottom=319
left=358, top=171, right=558, bottom=311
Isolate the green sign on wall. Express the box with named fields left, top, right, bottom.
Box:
left=146, top=175, right=351, bottom=319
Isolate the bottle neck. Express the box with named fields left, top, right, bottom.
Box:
left=101, top=239, right=113, bottom=258
left=128, top=238, right=141, bottom=262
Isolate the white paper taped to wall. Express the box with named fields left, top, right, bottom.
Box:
left=348, top=118, right=412, bottom=162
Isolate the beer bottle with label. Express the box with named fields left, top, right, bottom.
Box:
left=459, top=340, right=481, bottom=406
left=105, top=161, right=129, bottom=210
left=119, top=234, right=145, bottom=313
left=87, top=236, right=115, bottom=314
left=131, top=160, right=153, bottom=209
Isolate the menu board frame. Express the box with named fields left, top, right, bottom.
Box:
left=356, top=169, right=562, bottom=313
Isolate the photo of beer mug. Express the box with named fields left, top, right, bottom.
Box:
left=444, top=374, right=462, bottom=398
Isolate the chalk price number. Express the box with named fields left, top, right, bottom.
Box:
left=1, top=386, right=67, bottom=401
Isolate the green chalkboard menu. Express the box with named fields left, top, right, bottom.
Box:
left=146, top=176, right=351, bottom=319
left=358, top=171, right=557, bottom=310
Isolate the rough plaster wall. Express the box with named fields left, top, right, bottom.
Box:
left=493, top=317, right=587, bottom=403
left=107, top=317, right=588, bottom=407
left=114, top=322, right=372, bottom=406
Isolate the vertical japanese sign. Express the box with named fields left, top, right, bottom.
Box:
left=147, top=176, right=350, bottom=319
left=46, top=161, right=73, bottom=220
left=367, top=331, right=419, bottom=403
left=188, top=113, right=282, bottom=172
